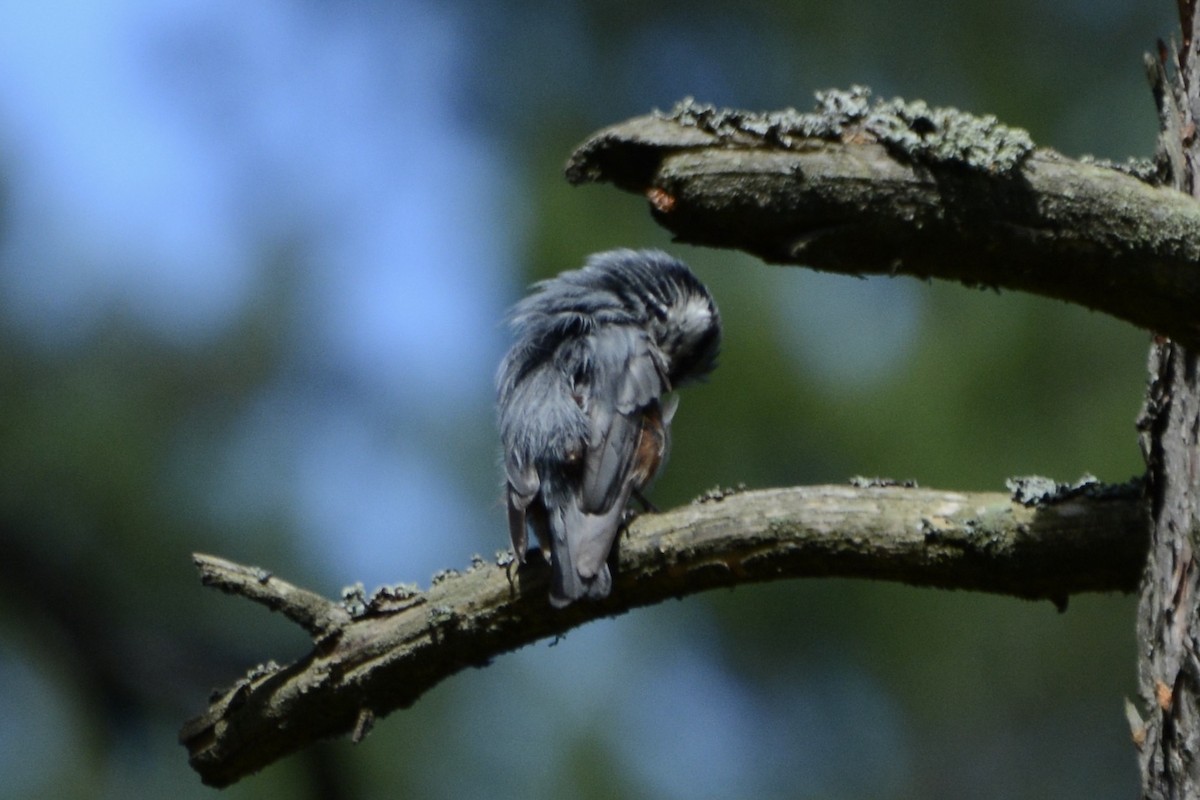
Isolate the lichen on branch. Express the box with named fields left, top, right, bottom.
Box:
left=181, top=481, right=1146, bottom=788
left=661, top=88, right=1039, bottom=172
left=566, top=88, right=1200, bottom=349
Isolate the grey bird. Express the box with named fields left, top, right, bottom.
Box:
left=497, top=249, right=721, bottom=607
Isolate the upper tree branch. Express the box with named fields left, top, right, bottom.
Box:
left=181, top=480, right=1146, bottom=787
left=565, top=89, right=1200, bottom=349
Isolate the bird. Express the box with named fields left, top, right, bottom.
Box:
left=496, top=249, right=721, bottom=607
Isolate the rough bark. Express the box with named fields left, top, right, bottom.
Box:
left=565, top=90, right=1200, bottom=350
left=182, top=481, right=1145, bottom=787
left=1135, top=10, right=1200, bottom=796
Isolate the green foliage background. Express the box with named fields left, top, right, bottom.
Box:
left=0, top=1, right=1168, bottom=798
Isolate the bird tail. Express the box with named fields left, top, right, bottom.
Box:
left=546, top=502, right=623, bottom=608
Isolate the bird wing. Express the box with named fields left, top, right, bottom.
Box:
left=504, top=324, right=671, bottom=606
left=580, top=325, right=669, bottom=513
left=550, top=325, right=669, bottom=589
left=501, top=364, right=588, bottom=562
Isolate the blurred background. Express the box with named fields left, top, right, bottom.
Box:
left=0, top=1, right=1168, bottom=798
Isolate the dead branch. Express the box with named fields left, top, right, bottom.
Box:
left=181, top=480, right=1146, bottom=787
left=565, top=90, right=1200, bottom=349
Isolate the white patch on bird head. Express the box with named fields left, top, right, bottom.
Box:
left=672, top=292, right=716, bottom=338
left=658, top=291, right=720, bottom=384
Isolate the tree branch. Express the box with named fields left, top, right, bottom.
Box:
left=181, top=480, right=1147, bottom=787
left=565, top=89, right=1200, bottom=349
left=193, top=554, right=352, bottom=637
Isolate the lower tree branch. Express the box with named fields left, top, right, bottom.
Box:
left=194, top=554, right=351, bottom=637
left=565, top=89, right=1200, bottom=350
left=181, top=480, right=1147, bottom=787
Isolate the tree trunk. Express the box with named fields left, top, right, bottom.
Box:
left=1136, top=9, right=1200, bottom=797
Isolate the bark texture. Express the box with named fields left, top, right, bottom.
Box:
left=182, top=482, right=1145, bottom=787
left=566, top=90, right=1200, bottom=349
left=1135, top=11, right=1200, bottom=796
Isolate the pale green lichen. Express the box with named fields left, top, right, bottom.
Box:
left=430, top=567, right=460, bottom=586
left=848, top=476, right=919, bottom=488
left=868, top=95, right=1034, bottom=172
left=341, top=582, right=368, bottom=616
left=364, top=582, right=425, bottom=615
left=372, top=582, right=420, bottom=601
left=664, top=86, right=1036, bottom=173
left=428, top=604, right=456, bottom=626
left=1005, top=473, right=1141, bottom=507
left=694, top=482, right=749, bottom=504
left=1079, top=153, right=1160, bottom=182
